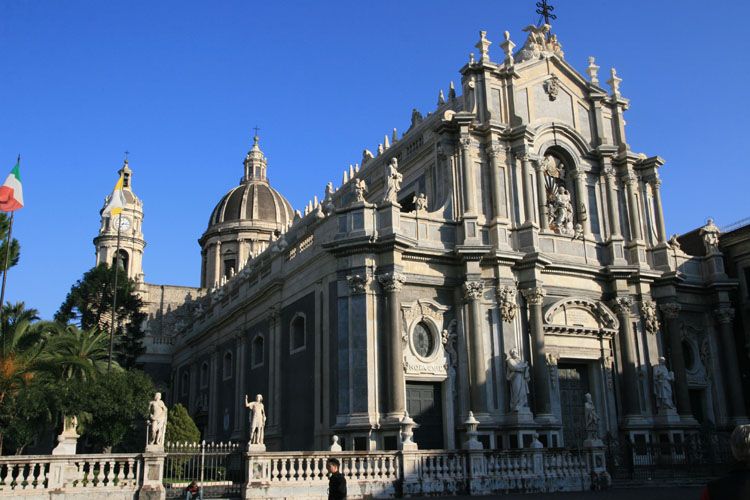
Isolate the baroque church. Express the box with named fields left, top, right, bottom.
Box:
left=93, top=21, right=749, bottom=453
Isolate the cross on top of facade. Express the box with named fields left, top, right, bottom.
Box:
left=536, top=0, right=557, bottom=26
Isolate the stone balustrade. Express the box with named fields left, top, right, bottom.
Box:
left=245, top=447, right=605, bottom=498
left=0, top=453, right=142, bottom=499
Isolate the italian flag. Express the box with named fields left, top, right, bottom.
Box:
left=0, top=158, right=24, bottom=212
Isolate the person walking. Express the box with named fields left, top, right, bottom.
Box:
left=326, top=457, right=347, bottom=500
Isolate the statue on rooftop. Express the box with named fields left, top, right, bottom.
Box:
left=382, top=158, right=403, bottom=205
left=700, top=218, right=721, bottom=255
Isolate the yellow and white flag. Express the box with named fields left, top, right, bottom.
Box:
left=102, top=174, right=126, bottom=216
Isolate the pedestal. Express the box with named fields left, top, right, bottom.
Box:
left=51, top=433, right=78, bottom=455
left=140, top=452, right=166, bottom=500
left=247, top=443, right=267, bottom=453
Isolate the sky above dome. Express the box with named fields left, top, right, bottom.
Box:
left=1, top=0, right=746, bottom=319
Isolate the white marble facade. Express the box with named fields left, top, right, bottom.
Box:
left=98, top=22, right=748, bottom=452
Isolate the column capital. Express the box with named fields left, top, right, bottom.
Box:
left=602, top=165, right=616, bottom=179
left=484, top=141, right=507, bottom=158
left=611, top=296, right=634, bottom=316
left=648, top=177, right=662, bottom=189
left=378, top=272, right=406, bottom=292
left=715, top=307, right=735, bottom=324
left=346, top=273, right=371, bottom=294
left=521, top=287, right=546, bottom=305
left=463, top=280, right=484, bottom=301
left=460, top=135, right=472, bottom=150
left=623, top=171, right=638, bottom=185
left=514, top=151, right=531, bottom=163
left=659, top=302, right=681, bottom=320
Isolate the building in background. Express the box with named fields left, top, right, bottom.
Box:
left=94, top=20, right=748, bottom=451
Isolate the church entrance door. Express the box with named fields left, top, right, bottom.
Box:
left=406, top=381, right=444, bottom=450
left=558, top=363, right=590, bottom=447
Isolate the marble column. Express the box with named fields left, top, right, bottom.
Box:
left=464, top=280, right=488, bottom=413
left=533, top=160, right=549, bottom=230
left=624, top=172, right=642, bottom=241
left=603, top=166, right=622, bottom=239
left=233, top=335, right=247, bottom=438
left=379, top=272, right=406, bottom=417
left=612, top=297, right=641, bottom=417
left=715, top=307, right=747, bottom=419
left=522, top=287, right=552, bottom=416
left=518, top=154, right=535, bottom=226
left=649, top=178, right=667, bottom=244
left=213, top=240, right=222, bottom=286
left=207, top=348, right=219, bottom=440
left=573, top=169, right=592, bottom=237
left=659, top=303, right=692, bottom=416
left=460, top=136, right=476, bottom=215
left=486, top=143, right=507, bottom=220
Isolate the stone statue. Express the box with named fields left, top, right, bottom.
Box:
left=699, top=218, right=721, bottom=255
left=549, top=186, right=574, bottom=235
left=323, top=182, right=335, bottom=215
left=414, top=193, right=428, bottom=212
left=148, top=392, right=168, bottom=447
left=506, top=348, right=530, bottom=412
left=245, top=393, right=266, bottom=445
left=352, top=178, right=367, bottom=203
left=584, top=393, right=600, bottom=440
left=515, top=24, right=564, bottom=62
left=382, top=158, right=402, bottom=205
left=653, top=357, right=676, bottom=411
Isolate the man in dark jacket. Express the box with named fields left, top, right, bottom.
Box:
left=326, top=457, right=347, bottom=500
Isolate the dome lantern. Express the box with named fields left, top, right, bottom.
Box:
left=243, top=134, right=268, bottom=183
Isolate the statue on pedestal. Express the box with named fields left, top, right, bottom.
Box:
left=506, top=348, right=530, bottom=412
left=699, top=218, right=721, bottom=255
left=382, top=158, right=402, bottom=205
left=653, top=357, right=676, bottom=412
left=147, top=392, right=168, bottom=449
left=245, top=394, right=266, bottom=448
left=584, top=393, right=600, bottom=441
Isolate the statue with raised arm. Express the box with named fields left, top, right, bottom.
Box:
left=506, top=348, right=530, bottom=412
left=148, top=392, right=168, bottom=448
left=245, top=394, right=266, bottom=446
left=382, top=158, right=402, bottom=205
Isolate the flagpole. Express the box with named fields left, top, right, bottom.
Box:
left=0, top=211, right=14, bottom=352
left=108, top=216, right=122, bottom=371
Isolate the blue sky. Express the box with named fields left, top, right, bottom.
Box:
left=0, top=0, right=746, bottom=319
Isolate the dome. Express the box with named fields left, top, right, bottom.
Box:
left=205, top=134, right=293, bottom=231
left=208, top=181, right=293, bottom=228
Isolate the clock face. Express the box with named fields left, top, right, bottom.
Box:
left=114, top=215, right=131, bottom=231
left=412, top=322, right=434, bottom=358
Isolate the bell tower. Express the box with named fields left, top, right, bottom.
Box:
left=93, top=158, right=147, bottom=282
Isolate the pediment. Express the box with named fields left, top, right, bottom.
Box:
left=543, top=297, right=619, bottom=334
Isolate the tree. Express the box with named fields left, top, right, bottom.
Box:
left=0, top=379, right=53, bottom=454
left=41, top=324, right=117, bottom=382
left=165, top=403, right=200, bottom=445
left=55, top=263, right=146, bottom=368
left=1, top=301, right=39, bottom=334
left=0, top=213, right=20, bottom=273
left=0, top=318, right=57, bottom=454
left=78, top=369, right=154, bottom=452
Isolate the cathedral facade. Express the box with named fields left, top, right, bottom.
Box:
left=94, top=23, right=748, bottom=452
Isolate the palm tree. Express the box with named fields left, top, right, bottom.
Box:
left=2, top=301, right=40, bottom=333
left=42, top=324, right=118, bottom=382
left=0, top=319, right=57, bottom=454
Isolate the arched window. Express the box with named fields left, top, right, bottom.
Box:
left=222, top=351, right=233, bottom=380
left=200, top=361, right=209, bottom=388
left=251, top=335, right=264, bottom=368
left=112, top=249, right=129, bottom=274
left=290, top=315, right=306, bottom=353
left=412, top=321, right=435, bottom=358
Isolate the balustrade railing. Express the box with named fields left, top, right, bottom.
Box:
left=0, top=454, right=140, bottom=495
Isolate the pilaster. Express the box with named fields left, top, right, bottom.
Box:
left=464, top=280, right=488, bottom=415
left=521, top=287, right=554, bottom=422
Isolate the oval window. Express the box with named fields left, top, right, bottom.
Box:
left=412, top=322, right=434, bottom=358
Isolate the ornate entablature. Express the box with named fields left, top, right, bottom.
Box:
left=543, top=297, right=619, bottom=336
left=400, top=299, right=452, bottom=380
